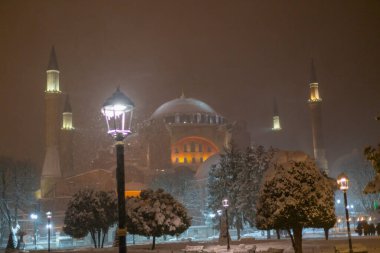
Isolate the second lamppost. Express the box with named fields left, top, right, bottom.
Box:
left=337, top=173, right=353, bottom=253
left=30, top=213, right=38, bottom=250
left=46, top=211, right=52, bottom=252
left=222, top=198, right=230, bottom=250
left=102, top=87, right=135, bottom=253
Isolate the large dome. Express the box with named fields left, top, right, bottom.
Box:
left=151, top=95, right=219, bottom=120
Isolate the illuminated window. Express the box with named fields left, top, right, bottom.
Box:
left=191, top=142, right=195, bottom=152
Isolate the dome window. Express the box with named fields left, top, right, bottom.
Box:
left=175, top=113, right=180, bottom=124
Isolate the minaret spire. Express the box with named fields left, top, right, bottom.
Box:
left=62, top=95, right=74, bottom=130
left=41, top=47, right=62, bottom=197
left=61, top=94, right=74, bottom=177
left=308, top=59, right=321, bottom=103
left=307, top=60, right=328, bottom=174
left=310, top=58, right=317, bottom=83
left=48, top=46, right=59, bottom=70
left=46, top=46, right=60, bottom=93
left=272, top=98, right=281, bottom=131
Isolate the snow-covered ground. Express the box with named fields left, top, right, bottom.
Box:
left=126, top=237, right=379, bottom=253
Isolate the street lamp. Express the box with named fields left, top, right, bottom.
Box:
left=222, top=198, right=230, bottom=250
left=46, top=211, right=52, bottom=252
left=217, top=209, right=222, bottom=235
left=337, top=173, right=353, bottom=253
left=30, top=213, right=38, bottom=250
left=102, top=87, right=135, bottom=253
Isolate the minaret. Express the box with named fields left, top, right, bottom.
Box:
left=41, top=46, right=63, bottom=198
left=272, top=98, right=282, bottom=131
left=308, top=60, right=329, bottom=174
left=60, top=95, right=74, bottom=177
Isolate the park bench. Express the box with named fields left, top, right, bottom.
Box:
left=183, top=245, right=205, bottom=253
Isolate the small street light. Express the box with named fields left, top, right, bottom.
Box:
left=337, top=173, right=353, bottom=253
left=222, top=198, right=230, bottom=250
left=102, top=87, right=135, bottom=253
left=217, top=209, right=222, bottom=235
left=46, top=211, right=52, bottom=252
left=30, top=213, right=38, bottom=250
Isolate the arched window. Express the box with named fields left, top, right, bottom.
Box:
left=191, top=142, right=195, bottom=152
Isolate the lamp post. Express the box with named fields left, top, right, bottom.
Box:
left=337, top=173, right=353, bottom=253
left=209, top=213, right=216, bottom=236
left=46, top=211, right=52, bottom=252
left=217, top=209, right=222, bottom=235
left=102, top=87, right=135, bottom=253
left=222, top=198, right=230, bottom=250
left=30, top=213, right=38, bottom=250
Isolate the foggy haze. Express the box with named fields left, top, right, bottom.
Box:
left=0, top=0, right=379, bottom=172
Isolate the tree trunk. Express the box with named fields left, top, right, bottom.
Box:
left=324, top=228, right=329, bottom=240
left=90, top=231, right=97, bottom=248
left=97, top=230, right=101, bottom=248
left=266, top=229, right=271, bottom=239
left=287, top=228, right=295, bottom=250
left=236, top=215, right=242, bottom=240
left=101, top=230, right=107, bottom=248
left=276, top=229, right=281, bottom=239
left=151, top=236, right=156, bottom=250
left=293, top=226, right=303, bottom=253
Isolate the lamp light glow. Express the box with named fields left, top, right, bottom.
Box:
left=101, top=88, right=135, bottom=138
left=337, top=173, right=349, bottom=191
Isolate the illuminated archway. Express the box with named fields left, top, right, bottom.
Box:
left=171, top=136, right=219, bottom=166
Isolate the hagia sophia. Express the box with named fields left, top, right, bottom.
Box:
left=38, top=47, right=328, bottom=232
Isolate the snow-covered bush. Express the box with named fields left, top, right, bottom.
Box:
left=63, top=189, right=117, bottom=248
left=256, top=159, right=336, bottom=253
left=125, top=188, right=191, bottom=250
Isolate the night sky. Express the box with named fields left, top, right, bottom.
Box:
left=0, top=1, right=379, bottom=172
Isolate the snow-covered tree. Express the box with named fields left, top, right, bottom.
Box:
left=237, top=145, right=274, bottom=226
left=208, top=143, right=245, bottom=239
left=0, top=157, right=39, bottom=246
left=125, top=189, right=191, bottom=250
left=256, top=159, right=336, bottom=253
left=150, top=167, right=202, bottom=220
left=63, top=189, right=117, bottom=248
left=364, top=144, right=380, bottom=193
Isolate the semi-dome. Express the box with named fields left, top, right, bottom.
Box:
left=150, top=94, right=225, bottom=125
left=151, top=95, right=217, bottom=119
